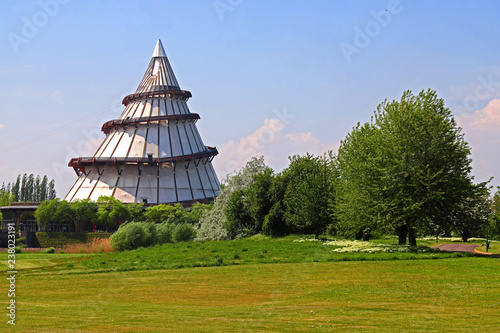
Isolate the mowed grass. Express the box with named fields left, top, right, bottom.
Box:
left=3, top=236, right=499, bottom=332
left=13, top=258, right=500, bottom=332
left=10, top=235, right=474, bottom=275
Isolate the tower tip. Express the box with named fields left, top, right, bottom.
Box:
left=152, top=39, right=166, bottom=58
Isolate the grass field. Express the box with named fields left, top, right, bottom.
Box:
left=3, top=236, right=499, bottom=332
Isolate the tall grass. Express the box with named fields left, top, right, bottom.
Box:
left=61, top=238, right=114, bottom=254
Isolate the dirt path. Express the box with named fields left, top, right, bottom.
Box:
left=436, top=244, right=479, bottom=253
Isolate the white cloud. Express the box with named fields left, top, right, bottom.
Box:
left=457, top=99, right=500, bottom=187
left=213, top=118, right=339, bottom=180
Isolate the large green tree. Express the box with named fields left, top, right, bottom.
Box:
left=336, top=89, right=479, bottom=245
left=335, top=122, right=383, bottom=240
left=283, top=154, right=335, bottom=238
left=96, top=196, right=130, bottom=230
left=72, top=199, right=98, bottom=232
left=35, top=199, right=67, bottom=231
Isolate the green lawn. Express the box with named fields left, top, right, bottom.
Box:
left=3, top=236, right=499, bottom=332
left=11, top=259, right=500, bottom=332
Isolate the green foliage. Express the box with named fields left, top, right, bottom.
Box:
left=283, top=154, right=335, bottom=238
left=451, top=182, right=491, bottom=241
left=111, top=222, right=150, bottom=251
left=111, top=221, right=193, bottom=251
left=172, top=223, right=196, bottom=242
left=225, top=189, right=253, bottom=238
left=245, top=168, right=274, bottom=231
left=143, top=203, right=183, bottom=223
left=0, top=190, right=14, bottom=223
left=4, top=174, right=55, bottom=202
left=262, top=203, right=287, bottom=237
left=35, top=199, right=61, bottom=230
left=72, top=199, right=98, bottom=232
left=197, top=156, right=268, bottom=241
left=189, top=202, right=213, bottom=221
left=127, top=202, right=145, bottom=221
left=55, top=200, right=76, bottom=228
left=335, top=122, right=382, bottom=238
left=205, top=154, right=338, bottom=240
left=335, top=89, right=483, bottom=245
left=43, top=247, right=56, bottom=254
left=97, top=196, right=130, bottom=230
left=156, top=222, right=174, bottom=244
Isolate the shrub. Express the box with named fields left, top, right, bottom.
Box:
left=156, top=222, right=174, bottom=244
left=173, top=224, right=196, bottom=242
left=43, top=247, right=56, bottom=253
left=143, top=222, right=157, bottom=245
left=14, top=246, right=22, bottom=253
left=111, top=222, right=149, bottom=251
left=262, top=204, right=287, bottom=237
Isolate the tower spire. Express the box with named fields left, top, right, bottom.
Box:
left=152, top=39, right=167, bottom=58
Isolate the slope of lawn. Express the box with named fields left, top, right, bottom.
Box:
left=3, top=235, right=499, bottom=332
left=4, top=235, right=478, bottom=275
left=12, top=258, right=500, bottom=332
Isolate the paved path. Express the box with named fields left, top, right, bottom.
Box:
left=436, top=244, right=479, bottom=253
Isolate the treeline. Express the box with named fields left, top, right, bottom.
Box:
left=1, top=174, right=56, bottom=202
left=196, top=155, right=334, bottom=240
left=34, top=196, right=212, bottom=232
left=196, top=90, right=499, bottom=244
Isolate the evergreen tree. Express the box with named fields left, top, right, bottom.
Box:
left=26, top=174, right=34, bottom=202
left=48, top=180, right=57, bottom=200
left=20, top=173, right=28, bottom=201
left=34, top=175, right=41, bottom=202
left=40, top=176, right=48, bottom=202
left=11, top=175, right=20, bottom=202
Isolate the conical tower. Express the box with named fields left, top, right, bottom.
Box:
left=65, top=40, right=220, bottom=205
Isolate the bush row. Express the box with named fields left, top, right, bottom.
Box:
left=110, top=222, right=196, bottom=251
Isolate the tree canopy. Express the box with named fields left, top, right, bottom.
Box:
left=2, top=174, right=56, bottom=202
left=335, top=89, right=487, bottom=245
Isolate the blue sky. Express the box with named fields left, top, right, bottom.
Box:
left=0, top=0, right=499, bottom=196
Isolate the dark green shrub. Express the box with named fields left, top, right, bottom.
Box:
left=43, top=247, right=56, bottom=253
left=156, top=223, right=174, bottom=244
left=262, top=204, right=287, bottom=237
left=14, top=246, right=22, bottom=253
left=172, top=224, right=196, bottom=242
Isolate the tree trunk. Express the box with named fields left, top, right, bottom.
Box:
left=362, top=228, right=371, bottom=241
left=396, top=226, right=407, bottom=245
left=461, top=230, right=469, bottom=242
left=408, top=226, right=417, bottom=246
